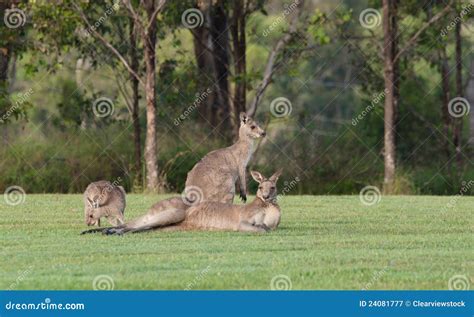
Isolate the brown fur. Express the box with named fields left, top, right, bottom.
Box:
left=81, top=113, right=266, bottom=235
left=184, top=112, right=265, bottom=204
left=168, top=170, right=282, bottom=233
left=82, top=170, right=282, bottom=235
left=83, top=180, right=126, bottom=227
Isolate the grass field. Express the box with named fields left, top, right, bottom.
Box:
left=0, top=194, right=472, bottom=290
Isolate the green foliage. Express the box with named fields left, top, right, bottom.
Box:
left=1, top=0, right=473, bottom=196
left=54, top=79, right=90, bottom=128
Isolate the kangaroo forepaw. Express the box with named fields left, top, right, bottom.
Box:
left=256, top=224, right=271, bottom=232
left=240, top=193, right=247, bottom=203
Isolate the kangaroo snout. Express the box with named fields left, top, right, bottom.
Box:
left=261, top=131, right=266, bottom=137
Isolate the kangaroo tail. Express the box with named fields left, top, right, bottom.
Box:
left=80, top=225, right=125, bottom=235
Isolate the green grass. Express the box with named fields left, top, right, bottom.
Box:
left=0, top=195, right=472, bottom=290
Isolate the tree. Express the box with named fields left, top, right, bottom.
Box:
left=381, top=0, right=399, bottom=193
left=453, top=4, right=463, bottom=171
left=74, top=0, right=167, bottom=192
left=191, top=0, right=303, bottom=138
left=380, top=0, right=453, bottom=192
left=192, top=0, right=232, bottom=136
left=128, top=16, right=143, bottom=188
left=0, top=0, right=28, bottom=127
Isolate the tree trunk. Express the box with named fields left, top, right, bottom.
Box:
left=143, top=3, right=160, bottom=192
left=193, top=1, right=216, bottom=125
left=231, top=0, right=247, bottom=136
left=129, top=17, right=142, bottom=188
left=453, top=19, right=463, bottom=171
left=468, top=59, right=474, bottom=146
left=0, top=46, right=10, bottom=97
left=439, top=48, right=452, bottom=164
left=0, top=1, right=10, bottom=98
left=0, top=38, right=9, bottom=145
left=210, top=1, right=231, bottom=137
left=192, top=0, right=232, bottom=138
left=382, top=0, right=399, bottom=193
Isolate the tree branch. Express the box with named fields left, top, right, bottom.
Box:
left=246, top=0, right=303, bottom=117
left=72, top=2, right=144, bottom=86
left=145, top=0, right=167, bottom=31
left=394, top=0, right=453, bottom=62
left=122, top=0, right=146, bottom=39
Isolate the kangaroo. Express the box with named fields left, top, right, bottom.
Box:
left=81, top=112, right=265, bottom=235
left=184, top=112, right=266, bottom=204
left=83, top=170, right=281, bottom=235
left=83, top=180, right=126, bottom=227
left=173, top=169, right=282, bottom=233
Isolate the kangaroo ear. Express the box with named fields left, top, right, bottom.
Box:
left=86, top=197, right=94, bottom=208
left=239, top=112, right=248, bottom=124
left=269, top=169, right=283, bottom=182
left=250, top=170, right=264, bottom=183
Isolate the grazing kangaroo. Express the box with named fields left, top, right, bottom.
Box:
left=82, top=112, right=265, bottom=235
left=83, top=170, right=281, bottom=235
left=83, top=180, right=126, bottom=227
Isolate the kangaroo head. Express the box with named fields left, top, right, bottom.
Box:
left=239, top=112, right=266, bottom=140
left=85, top=197, right=103, bottom=226
left=251, top=169, right=282, bottom=203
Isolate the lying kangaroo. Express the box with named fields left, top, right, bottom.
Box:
left=172, top=169, right=282, bottom=233
left=82, top=113, right=265, bottom=235
left=83, top=180, right=126, bottom=227
left=83, top=170, right=281, bottom=235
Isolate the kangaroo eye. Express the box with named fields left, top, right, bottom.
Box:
left=258, top=186, right=262, bottom=189
left=251, top=125, right=256, bottom=129
left=271, top=187, right=275, bottom=190
left=89, top=214, right=93, bottom=218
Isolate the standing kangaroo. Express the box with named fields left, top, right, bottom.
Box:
left=185, top=112, right=265, bottom=204
left=82, top=113, right=265, bottom=235
left=84, top=170, right=281, bottom=235
left=83, top=180, right=126, bottom=227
